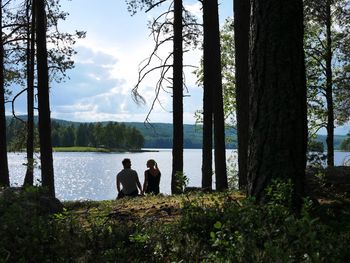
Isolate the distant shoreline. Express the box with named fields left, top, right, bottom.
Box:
left=52, top=147, right=159, bottom=153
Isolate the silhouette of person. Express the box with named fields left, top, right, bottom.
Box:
left=143, top=159, right=161, bottom=195
left=116, top=158, right=143, bottom=199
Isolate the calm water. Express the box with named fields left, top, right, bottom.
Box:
left=8, top=149, right=237, bottom=200
left=7, top=150, right=350, bottom=201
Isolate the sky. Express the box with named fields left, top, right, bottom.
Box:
left=8, top=0, right=233, bottom=124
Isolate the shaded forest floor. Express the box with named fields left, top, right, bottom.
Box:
left=1, top=168, right=350, bottom=262
left=305, top=166, right=350, bottom=204
left=64, top=166, right=350, bottom=227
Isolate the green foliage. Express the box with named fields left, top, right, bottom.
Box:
left=1, top=190, right=350, bottom=261
left=316, top=134, right=346, bottom=150
left=0, top=188, right=147, bottom=262
left=175, top=195, right=350, bottom=262
left=6, top=118, right=145, bottom=150
left=340, top=133, right=350, bottom=151
left=227, top=152, right=238, bottom=189
left=3, top=0, right=85, bottom=89
left=265, top=179, right=294, bottom=208
left=304, top=0, right=350, bottom=132
left=195, top=18, right=236, bottom=125
left=307, top=137, right=327, bottom=168
left=6, top=117, right=237, bottom=149
left=174, top=171, right=189, bottom=193
left=125, top=0, right=166, bottom=15
left=308, top=139, right=325, bottom=152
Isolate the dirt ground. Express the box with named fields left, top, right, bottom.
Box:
left=305, top=166, right=350, bottom=203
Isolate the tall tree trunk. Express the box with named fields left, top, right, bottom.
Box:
left=201, top=1, right=213, bottom=190
left=234, top=0, right=250, bottom=191
left=171, top=0, right=183, bottom=194
left=24, top=0, right=36, bottom=186
left=247, top=0, right=307, bottom=210
left=201, top=87, right=213, bottom=190
left=0, top=0, right=10, bottom=187
left=325, top=0, right=334, bottom=167
left=36, top=0, right=55, bottom=197
left=203, top=0, right=227, bottom=191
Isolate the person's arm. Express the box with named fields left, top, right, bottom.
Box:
left=116, top=175, right=121, bottom=193
left=143, top=171, right=148, bottom=193
left=155, top=162, right=161, bottom=181
left=136, top=173, right=143, bottom=195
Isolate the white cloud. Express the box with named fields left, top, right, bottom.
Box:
left=184, top=2, right=202, bottom=19
left=50, top=41, right=203, bottom=124
left=38, top=0, right=234, bottom=124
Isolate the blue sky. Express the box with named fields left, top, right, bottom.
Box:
left=8, top=0, right=233, bottom=124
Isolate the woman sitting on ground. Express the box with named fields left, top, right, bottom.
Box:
left=143, top=159, right=161, bottom=195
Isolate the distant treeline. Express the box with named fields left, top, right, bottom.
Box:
left=126, top=122, right=237, bottom=149
left=340, top=134, right=350, bottom=151
left=7, top=116, right=347, bottom=150
left=6, top=118, right=144, bottom=150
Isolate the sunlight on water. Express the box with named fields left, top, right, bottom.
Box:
left=8, top=150, right=350, bottom=201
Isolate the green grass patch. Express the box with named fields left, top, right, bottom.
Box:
left=53, top=146, right=111, bottom=152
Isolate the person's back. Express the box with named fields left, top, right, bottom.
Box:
left=145, top=170, right=161, bottom=194
left=116, top=158, right=143, bottom=198
left=117, top=168, right=138, bottom=195
left=143, top=159, right=161, bottom=195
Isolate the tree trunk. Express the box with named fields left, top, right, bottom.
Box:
left=234, top=0, right=250, bottom=191
left=201, top=0, right=213, bottom=190
left=201, top=86, right=213, bottom=190
left=24, top=0, right=36, bottom=186
left=171, top=0, right=183, bottom=194
left=36, top=0, right=55, bottom=197
left=0, top=0, right=10, bottom=187
left=203, top=0, right=227, bottom=191
left=248, top=0, right=307, bottom=210
left=325, top=0, right=334, bottom=167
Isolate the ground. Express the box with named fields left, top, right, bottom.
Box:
left=62, top=165, right=350, bottom=225
left=305, top=166, right=350, bottom=204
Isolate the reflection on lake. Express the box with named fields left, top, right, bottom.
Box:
left=7, top=150, right=350, bottom=201
left=8, top=149, right=236, bottom=200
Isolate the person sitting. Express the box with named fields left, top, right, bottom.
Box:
left=143, top=159, right=161, bottom=195
left=116, top=158, right=143, bottom=199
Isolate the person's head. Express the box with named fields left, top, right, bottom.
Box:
left=122, top=158, right=131, bottom=169
left=146, top=159, right=156, bottom=168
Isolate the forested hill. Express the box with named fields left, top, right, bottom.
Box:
left=126, top=122, right=237, bottom=148
left=5, top=116, right=346, bottom=149
left=5, top=116, right=237, bottom=149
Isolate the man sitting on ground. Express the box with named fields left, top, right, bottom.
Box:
left=116, top=158, right=143, bottom=199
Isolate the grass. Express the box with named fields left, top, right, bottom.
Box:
left=53, top=146, right=111, bottom=152
left=1, top=187, right=350, bottom=262
left=63, top=192, right=246, bottom=225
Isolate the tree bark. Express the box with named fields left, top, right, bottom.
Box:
left=36, top=0, right=55, bottom=197
left=0, top=0, right=10, bottom=187
left=203, top=0, right=227, bottom=191
left=234, top=0, right=250, bottom=191
left=248, top=0, right=307, bottom=210
left=325, top=0, right=334, bottom=167
left=171, top=0, right=184, bottom=194
left=24, top=0, right=36, bottom=186
left=201, top=0, right=213, bottom=190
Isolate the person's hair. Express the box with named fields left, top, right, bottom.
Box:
left=122, top=158, right=131, bottom=167
left=147, top=159, right=156, bottom=166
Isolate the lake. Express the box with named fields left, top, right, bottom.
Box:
left=7, top=150, right=350, bottom=201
